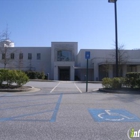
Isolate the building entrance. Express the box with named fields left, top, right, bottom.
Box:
left=58, top=67, right=70, bottom=80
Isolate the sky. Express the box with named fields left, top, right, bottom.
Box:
left=0, top=0, right=140, bottom=51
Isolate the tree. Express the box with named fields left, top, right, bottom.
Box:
left=103, top=59, right=110, bottom=77
left=0, top=28, right=17, bottom=69
left=0, top=26, right=10, bottom=41
left=111, top=44, right=129, bottom=77
left=99, top=59, right=111, bottom=80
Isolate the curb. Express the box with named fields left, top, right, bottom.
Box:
left=0, top=86, right=34, bottom=92
left=99, top=88, right=140, bottom=94
left=29, top=79, right=102, bottom=83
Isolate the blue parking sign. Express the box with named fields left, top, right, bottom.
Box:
left=85, top=51, right=90, bottom=59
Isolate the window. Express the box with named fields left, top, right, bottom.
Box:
left=2, top=53, right=5, bottom=59
left=28, top=53, right=32, bottom=60
left=37, top=53, right=41, bottom=60
left=127, top=65, right=137, bottom=72
left=19, top=53, right=23, bottom=59
left=57, top=50, right=72, bottom=61
left=11, top=53, right=14, bottom=59
left=99, top=65, right=109, bottom=81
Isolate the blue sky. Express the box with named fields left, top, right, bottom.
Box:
left=0, top=0, right=140, bottom=51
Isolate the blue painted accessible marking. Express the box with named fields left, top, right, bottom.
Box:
left=50, top=94, right=63, bottom=122
left=0, top=94, right=63, bottom=122
left=88, top=109, right=140, bottom=122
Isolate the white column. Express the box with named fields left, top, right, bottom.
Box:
left=54, top=66, right=58, bottom=80
left=70, top=66, right=74, bottom=81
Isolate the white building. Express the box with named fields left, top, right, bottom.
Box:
left=0, top=40, right=140, bottom=81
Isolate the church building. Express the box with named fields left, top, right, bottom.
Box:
left=0, top=40, right=140, bottom=81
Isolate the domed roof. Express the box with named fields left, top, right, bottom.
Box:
left=0, top=39, right=14, bottom=47
left=5, top=40, right=12, bottom=43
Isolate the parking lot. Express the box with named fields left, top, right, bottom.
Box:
left=0, top=81, right=140, bottom=140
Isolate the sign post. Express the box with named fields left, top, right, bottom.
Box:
left=85, top=51, right=90, bottom=92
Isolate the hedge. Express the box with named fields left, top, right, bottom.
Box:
left=0, top=69, right=29, bottom=88
left=24, top=71, right=46, bottom=79
left=102, top=77, right=124, bottom=89
left=125, top=72, right=140, bottom=88
left=102, top=72, right=140, bottom=89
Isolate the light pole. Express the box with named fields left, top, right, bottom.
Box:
left=108, top=0, right=118, bottom=77
left=47, top=73, right=49, bottom=80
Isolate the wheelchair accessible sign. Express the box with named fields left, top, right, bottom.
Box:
left=85, top=51, right=90, bottom=59
left=88, top=109, right=140, bottom=122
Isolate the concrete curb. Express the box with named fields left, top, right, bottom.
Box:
left=99, top=88, right=140, bottom=94
left=29, top=79, right=58, bottom=82
left=29, top=79, right=102, bottom=83
left=0, top=86, right=35, bottom=92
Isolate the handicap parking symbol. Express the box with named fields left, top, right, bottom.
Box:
left=88, top=109, right=140, bottom=122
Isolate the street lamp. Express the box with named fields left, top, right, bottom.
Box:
left=108, top=0, right=118, bottom=77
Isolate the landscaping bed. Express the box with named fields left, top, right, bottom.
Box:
left=0, top=86, right=33, bottom=92
left=99, top=87, right=140, bottom=94
left=100, top=72, right=140, bottom=94
left=0, top=69, right=29, bottom=92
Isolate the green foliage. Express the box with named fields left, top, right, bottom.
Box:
left=125, top=72, right=140, bottom=88
left=102, top=72, right=140, bottom=89
left=102, top=77, right=125, bottom=89
left=0, top=69, right=29, bottom=88
left=24, top=71, right=46, bottom=79
left=111, top=77, right=122, bottom=89
left=136, top=79, right=140, bottom=88
left=102, top=78, right=112, bottom=88
left=15, top=70, right=29, bottom=86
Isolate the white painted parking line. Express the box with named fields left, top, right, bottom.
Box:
left=74, top=83, right=82, bottom=93
left=50, top=82, right=60, bottom=93
left=92, top=89, right=98, bottom=91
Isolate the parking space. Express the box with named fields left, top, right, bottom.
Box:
left=0, top=93, right=62, bottom=122
left=50, top=81, right=82, bottom=94
left=25, top=81, right=102, bottom=94
left=0, top=81, right=140, bottom=140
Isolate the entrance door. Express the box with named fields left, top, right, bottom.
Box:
left=59, top=67, right=70, bottom=80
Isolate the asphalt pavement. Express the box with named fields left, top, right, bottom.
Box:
left=0, top=81, right=140, bottom=140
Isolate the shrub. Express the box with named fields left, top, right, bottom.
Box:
left=102, top=78, right=112, bottom=88
left=102, top=72, right=140, bottom=89
left=102, top=77, right=125, bottom=89
left=25, top=71, right=46, bottom=79
left=0, top=69, right=5, bottom=86
left=136, top=79, right=140, bottom=88
left=125, top=72, right=140, bottom=88
left=40, top=72, right=45, bottom=79
left=15, top=70, right=29, bottom=86
left=0, top=69, right=29, bottom=88
left=24, top=71, right=36, bottom=79
left=111, top=77, right=121, bottom=89
left=7, top=70, right=16, bottom=86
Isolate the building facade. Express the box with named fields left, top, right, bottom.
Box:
left=0, top=40, right=140, bottom=81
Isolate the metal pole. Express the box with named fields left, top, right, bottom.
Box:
left=86, top=59, right=88, bottom=92
left=48, top=73, right=49, bottom=80
left=114, top=0, right=118, bottom=77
